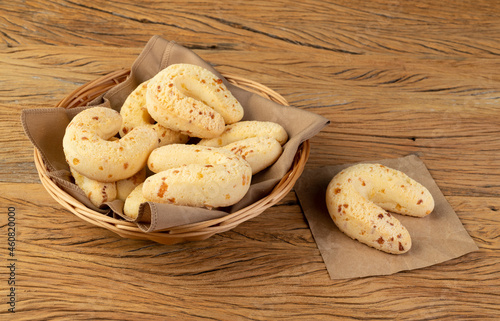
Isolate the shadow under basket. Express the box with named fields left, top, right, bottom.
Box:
left=34, top=69, right=310, bottom=245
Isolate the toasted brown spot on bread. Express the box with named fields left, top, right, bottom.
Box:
left=158, top=183, right=168, bottom=198
left=102, top=186, right=108, bottom=203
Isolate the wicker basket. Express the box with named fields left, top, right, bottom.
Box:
left=34, top=69, right=310, bottom=245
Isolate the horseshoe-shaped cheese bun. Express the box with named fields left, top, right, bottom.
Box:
left=123, top=183, right=150, bottom=219
left=70, top=168, right=117, bottom=208
left=146, top=64, right=244, bottom=138
left=119, top=80, right=189, bottom=146
left=223, top=137, right=283, bottom=174
left=63, top=106, right=158, bottom=182
left=116, top=167, right=147, bottom=201
left=144, top=144, right=252, bottom=208
left=197, top=120, right=288, bottom=147
left=325, top=164, right=434, bottom=254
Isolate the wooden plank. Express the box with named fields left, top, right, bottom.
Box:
left=0, top=183, right=498, bottom=319
left=2, top=45, right=499, bottom=192
left=1, top=0, right=500, bottom=319
left=2, top=0, right=500, bottom=57
left=3, top=44, right=500, bottom=104
left=0, top=45, right=139, bottom=105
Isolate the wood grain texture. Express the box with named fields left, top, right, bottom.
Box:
left=1, top=0, right=499, bottom=320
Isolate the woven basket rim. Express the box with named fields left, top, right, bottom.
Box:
left=35, top=69, right=310, bottom=244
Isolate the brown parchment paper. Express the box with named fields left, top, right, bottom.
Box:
left=22, top=35, right=330, bottom=233
left=294, top=154, right=478, bottom=280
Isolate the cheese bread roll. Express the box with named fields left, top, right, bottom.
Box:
left=63, top=107, right=158, bottom=182
left=116, top=167, right=147, bottom=201
left=326, top=164, right=434, bottom=254
left=144, top=144, right=252, bottom=208
left=123, top=183, right=150, bottom=220
left=223, top=137, right=283, bottom=174
left=197, top=121, right=288, bottom=147
left=119, top=80, right=189, bottom=146
left=70, top=168, right=117, bottom=208
left=146, top=64, right=244, bottom=138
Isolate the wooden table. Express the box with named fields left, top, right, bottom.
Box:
left=1, top=1, right=499, bottom=319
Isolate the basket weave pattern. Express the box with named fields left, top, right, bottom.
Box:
left=34, top=69, right=310, bottom=244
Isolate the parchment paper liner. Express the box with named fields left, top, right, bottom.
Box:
left=294, top=155, right=478, bottom=279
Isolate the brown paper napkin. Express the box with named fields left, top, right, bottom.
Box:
left=294, top=154, right=478, bottom=279
left=22, top=35, right=330, bottom=232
